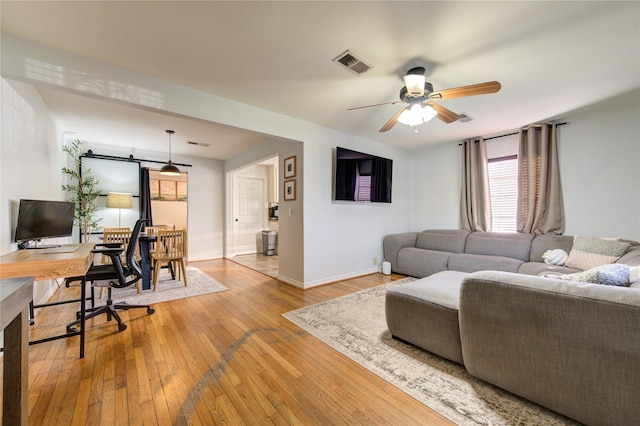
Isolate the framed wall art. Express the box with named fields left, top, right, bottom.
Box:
left=284, top=155, right=296, bottom=179
left=284, top=179, right=296, bottom=201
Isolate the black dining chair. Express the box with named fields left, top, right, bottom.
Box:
left=66, top=218, right=155, bottom=332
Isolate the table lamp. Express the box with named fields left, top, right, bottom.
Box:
left=106, top=192, right=133, bottom=227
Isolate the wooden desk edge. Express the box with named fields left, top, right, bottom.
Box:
left=0, top=243, right=95, bottom=281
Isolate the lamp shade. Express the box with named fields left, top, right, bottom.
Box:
left=106, top=192, right=133, bottom=209
left=159, top=162, right=181, bottom=176
left=403, top=67, right=426, bottom=96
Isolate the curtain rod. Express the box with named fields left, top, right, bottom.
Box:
left=485, top=121, right=568, bottom=141
left=80, top=150, right=192, bottom=168
left=459, top=121, right=568, bottom=145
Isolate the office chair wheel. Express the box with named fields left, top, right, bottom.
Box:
left=147, top=307, right=155, bottom=315
left=118, top=323, right=127, bottom=331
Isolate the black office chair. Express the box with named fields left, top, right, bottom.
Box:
left=66, top=219, right=154, bottom=332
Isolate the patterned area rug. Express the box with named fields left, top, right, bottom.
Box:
left=283, top=278, right=577, bottom=426
left=94, top=266, right=229, bottom=306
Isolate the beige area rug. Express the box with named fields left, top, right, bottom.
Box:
left=283, top=278, right=578, bottom=426
left=94, top=266, right=229, bottom=306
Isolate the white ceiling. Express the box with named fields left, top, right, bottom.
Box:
left=2, top=1, right=639, bottom=160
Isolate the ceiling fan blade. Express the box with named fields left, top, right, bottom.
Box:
left=347, top=100, right=402, bottom=111
left=429, top=81, right=501, bottom=100
left=427, top=102, right=460, bottom=123
left=379, top=107, right=407, bottom=132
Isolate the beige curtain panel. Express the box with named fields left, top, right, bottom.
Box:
left=460, top=137, right=492, bottom=232
left=517, top=122, right=565, bottom=235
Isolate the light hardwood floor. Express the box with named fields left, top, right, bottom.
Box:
left=1, top=259, right=453, bottom=425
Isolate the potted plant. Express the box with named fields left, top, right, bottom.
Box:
left=61, top=139, right=101, bottom=243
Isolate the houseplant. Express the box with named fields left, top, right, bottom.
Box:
left=61, top=139, right=101, bottom=243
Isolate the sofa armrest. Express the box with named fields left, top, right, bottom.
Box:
left=383, top=232, right=417, bottom=273
left=459, top=270, right=640, bottom=426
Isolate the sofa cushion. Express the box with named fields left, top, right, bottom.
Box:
left=386, top=271, right=468, bottom=364
left=529, top=234, right=574, bottom=262
left=448, top=253, right=523, bottom=273
left=464, top=232, right=534, bottom=262
left=416, top=229, right=469, bottom=253
left=517, top=262, right=580, bottom=276
left=565, top=236, right=631, bottom=270
left=543, top=263, right=631, bottom=286
left=397, top=248, right=450, bottom=278
left=616, top=245, right=640, bottom=267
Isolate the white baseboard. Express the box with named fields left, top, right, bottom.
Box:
left=287, top=267, right=381, bottom=290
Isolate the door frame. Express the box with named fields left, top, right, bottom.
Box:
left=224, top=155, right=279, bottom=259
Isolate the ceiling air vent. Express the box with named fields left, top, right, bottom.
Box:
left=458, top=114, right=474, bottom=123
left=333, top=50, right=372, bottom=75
left=186, top=140, right=211, bottom=147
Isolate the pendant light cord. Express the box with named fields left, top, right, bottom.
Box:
left=166, top=129, right=175, bottom=163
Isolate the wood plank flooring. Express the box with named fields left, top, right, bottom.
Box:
left=1, top=259, right=453, bottom=425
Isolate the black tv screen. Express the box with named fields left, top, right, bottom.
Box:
left=14, top=199, right=76, bottom=243
left=334, top=147, right=393, bottom=203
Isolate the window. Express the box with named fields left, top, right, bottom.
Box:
left=356, top=175, right=372, bottom=201
left=488, top=155, right=518, bottom=232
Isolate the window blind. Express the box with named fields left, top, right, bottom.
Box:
left=488, top=156, right=518, bottom=232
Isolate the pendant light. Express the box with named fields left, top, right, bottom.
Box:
left=160, top=129, right=181, bottom=176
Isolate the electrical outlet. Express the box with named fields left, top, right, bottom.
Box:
left=373, top=257, right=378, bottom=265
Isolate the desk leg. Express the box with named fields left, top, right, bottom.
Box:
left=3, top=307, right=29, bottom=426
left=79, top=277, right=86, bottom=359
left=140, top=240, right=151, bottom=291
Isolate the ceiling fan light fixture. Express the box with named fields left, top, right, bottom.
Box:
left=403, top=67, right=426, bottom=96
left=160, top=129, right=181, bottom=176
left=398, top=103, right=425, bottom=126
left=422, top=104, right=438, bottom=122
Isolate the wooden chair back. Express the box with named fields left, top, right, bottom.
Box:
left=154, top=229, right=187, bottom=260
left=101, top=227, right=131, bottom=264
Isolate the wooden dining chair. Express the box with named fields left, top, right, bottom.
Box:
left=151, top=228, right=188, bottom=290
left=101, top=227, right=131, bottom=264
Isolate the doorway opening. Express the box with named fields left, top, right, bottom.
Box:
left=149, top=169, right=188, bottom=230
left=228, top=155, right=279, bottom=277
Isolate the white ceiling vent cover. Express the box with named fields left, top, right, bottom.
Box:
left=186, top=140, right=211, bottom=147
left=333, top=50, right=372, bottom=75
left=458, top=114, right=474, bottom=123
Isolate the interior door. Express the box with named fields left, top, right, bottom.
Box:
left=233, top=176, right=265, bottom=254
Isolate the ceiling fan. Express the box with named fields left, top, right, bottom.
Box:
left=348, top=67, right=501, bottom=132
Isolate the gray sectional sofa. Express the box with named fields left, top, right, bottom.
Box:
left=383, top=229, right=640, bottom=425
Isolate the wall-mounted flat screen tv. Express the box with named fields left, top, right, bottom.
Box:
left=14, top=199, right=76, bottom=246
left=334, top=147, right=393, bottom=203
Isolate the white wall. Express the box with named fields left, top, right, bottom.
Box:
left=0, top=78, right=67, bottom=304
left=410, top=96, right=640, bottom=241
left=559, top=97, right=640, bottom=239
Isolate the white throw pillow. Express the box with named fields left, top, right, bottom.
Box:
left=542, top=249, right=568, bottom=266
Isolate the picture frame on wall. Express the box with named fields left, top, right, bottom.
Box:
left=284, top=179, right=296, bottom=201
left=284, top=155, right=296, bottom=178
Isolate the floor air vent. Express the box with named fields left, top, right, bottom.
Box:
left=333, top=50, right=372, bottom=75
